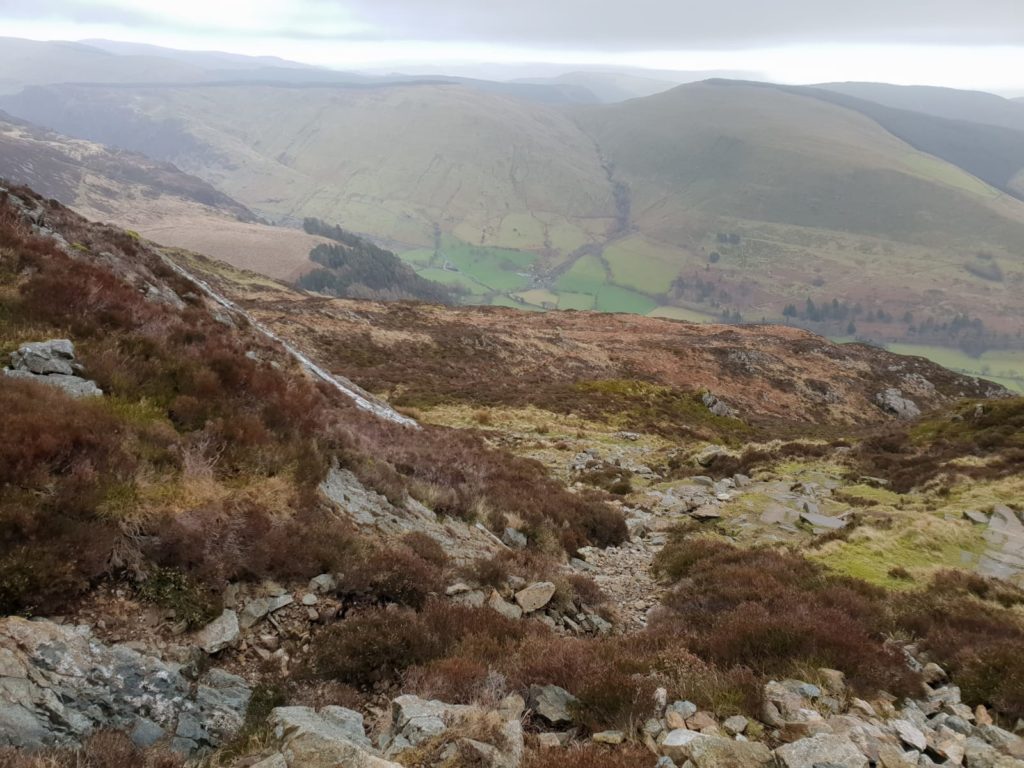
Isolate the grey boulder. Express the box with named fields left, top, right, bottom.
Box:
left=776, top=734, right=869, bottom=768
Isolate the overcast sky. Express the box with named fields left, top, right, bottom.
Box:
left=3, top=0, right=1024, bottom=92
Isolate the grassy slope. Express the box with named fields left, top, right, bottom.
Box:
left=577, top=82, right=1024, bottom=246
left=575, top=82, right=1024, bottom=337
left=109, top=83, right=618, bottom=252
left=11, top=79, right=1024, bottom=348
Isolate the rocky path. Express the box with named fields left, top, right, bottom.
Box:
left=575, top=536, right=666, bottom=632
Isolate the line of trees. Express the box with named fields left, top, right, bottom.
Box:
left=298, top=218, right=454, bottom=304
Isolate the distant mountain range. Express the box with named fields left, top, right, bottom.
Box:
left=1, top=36, right=1022, bottom=360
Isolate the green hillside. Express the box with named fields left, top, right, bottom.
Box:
left=6, top=79, right=1024, bottom=355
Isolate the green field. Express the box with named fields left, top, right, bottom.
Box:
left=594, top=285, right=659, bottom=314
left=555, top=255, right=607, bottom=294
left=416, top=267, right=491, bottom=295
left=489, top=295, right=545, bottom=311
left=401, top=237, right=537, bottom=295
left=557, top=292, right=596, bottom=310
left=604, top=236, right=681, bottom=295
left=901, top=153, right=999, bottom=198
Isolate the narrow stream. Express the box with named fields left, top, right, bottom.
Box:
left=159, top=253, right=419, bottom=429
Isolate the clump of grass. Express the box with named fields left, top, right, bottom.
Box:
left=137, top=567, right=221, bottom=629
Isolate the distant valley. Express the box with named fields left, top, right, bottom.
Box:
left=1, top=38, right=1023, bottom=388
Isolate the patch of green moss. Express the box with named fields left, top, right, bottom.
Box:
left=573, top=379, right=749, bottom=442
left=911, top=397, right=1024, bottom=449
left=137, top=567, right=220, bottom=629
left=838, top=483, right=902, bottom=506
left=810, top=516, right=987, bottom=590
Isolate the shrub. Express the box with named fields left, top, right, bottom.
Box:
left=465, top=553, right=512, bottom=589
left=150, top=502, right=358, bottom=588
left=312, top=600, right=528, bottom=690
left=312, top=608, right=437, bottom=687
left=401, top=531, right=450, bottom=569
left=653, top=534, right=916, bottom=696
left=338, top=544, right=444, bottom=609
left=0, top=730, right=182, bottom=768
left=523, top=745, right=653, bottom=768
left=0, top=382, right=128, bottom=614
left=896, top=572, right=1024, bottom=720
left=404, top=657, right=493, bottom=704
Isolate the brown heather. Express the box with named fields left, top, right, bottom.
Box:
left=0, top=189, right=624, bottom=616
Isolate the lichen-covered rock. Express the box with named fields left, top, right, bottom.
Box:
left=4, top=339, right=103, bottom=398
left=193, top=609, right=240, bottom=654
left=0, top=617, right=249, bottom=756
left=9, top=339, right=76, bottom=375
left=379, top=695, right=524, bottom=767
left=664, top=731, right=775, bottom=768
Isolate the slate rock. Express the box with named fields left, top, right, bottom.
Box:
left=194, top=610, right=240, bottom=654
left=528, top=685, right=578, bottom=726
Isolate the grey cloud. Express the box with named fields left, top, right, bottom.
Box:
left=4, top=0, right=1023, bottom=48
left=339, top=0, right=1024, bottom=48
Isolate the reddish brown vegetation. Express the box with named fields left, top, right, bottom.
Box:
left=899, top=571, right=1024, bottom=720
left=0, top=189, right=624, bottom=615
left=653, top=534, right=917, bottom=695
left=853, top=398, right=1024, bottom=492
left=0, top=731, right=182, bottom=768
left=312, top=600, right=528, bottom=689
left=523, top=744, right=653, bottom=768
left=652, top=532, right=1024, bottom=721
left=311, top=596, right=758, bottom=730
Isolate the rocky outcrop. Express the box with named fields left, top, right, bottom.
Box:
left=229, top=693, right=531, bottom=768
left=528, top=684, right=577, bottom=726
left=875, top=388, right=921, bottom=419
left=319, top=465, right=498, bottom=564
left=702, top=391, right=738, bottom=419
left=3, top=339, right=102, bottom=397
left=266, top=706, right=397, bottom=768
left=367, top=694, right=524, bottom=767
left=0, top=617, right=249, bottom=756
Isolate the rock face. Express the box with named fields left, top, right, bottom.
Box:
left=702, top=391, right=737, bottom=419
left=0, top=617, right=249, bottom=755
left=3, top=339, right=102, bottom=398
left=378, top=695, right=525, bottom=767
left=319, top=466, right=497, bottom=563
left=268, top=706, right=399, bottom=768
left=875, top=388, right=921, bottom=419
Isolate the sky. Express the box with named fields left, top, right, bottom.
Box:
left=2, top=0, right=1024, bottom=92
